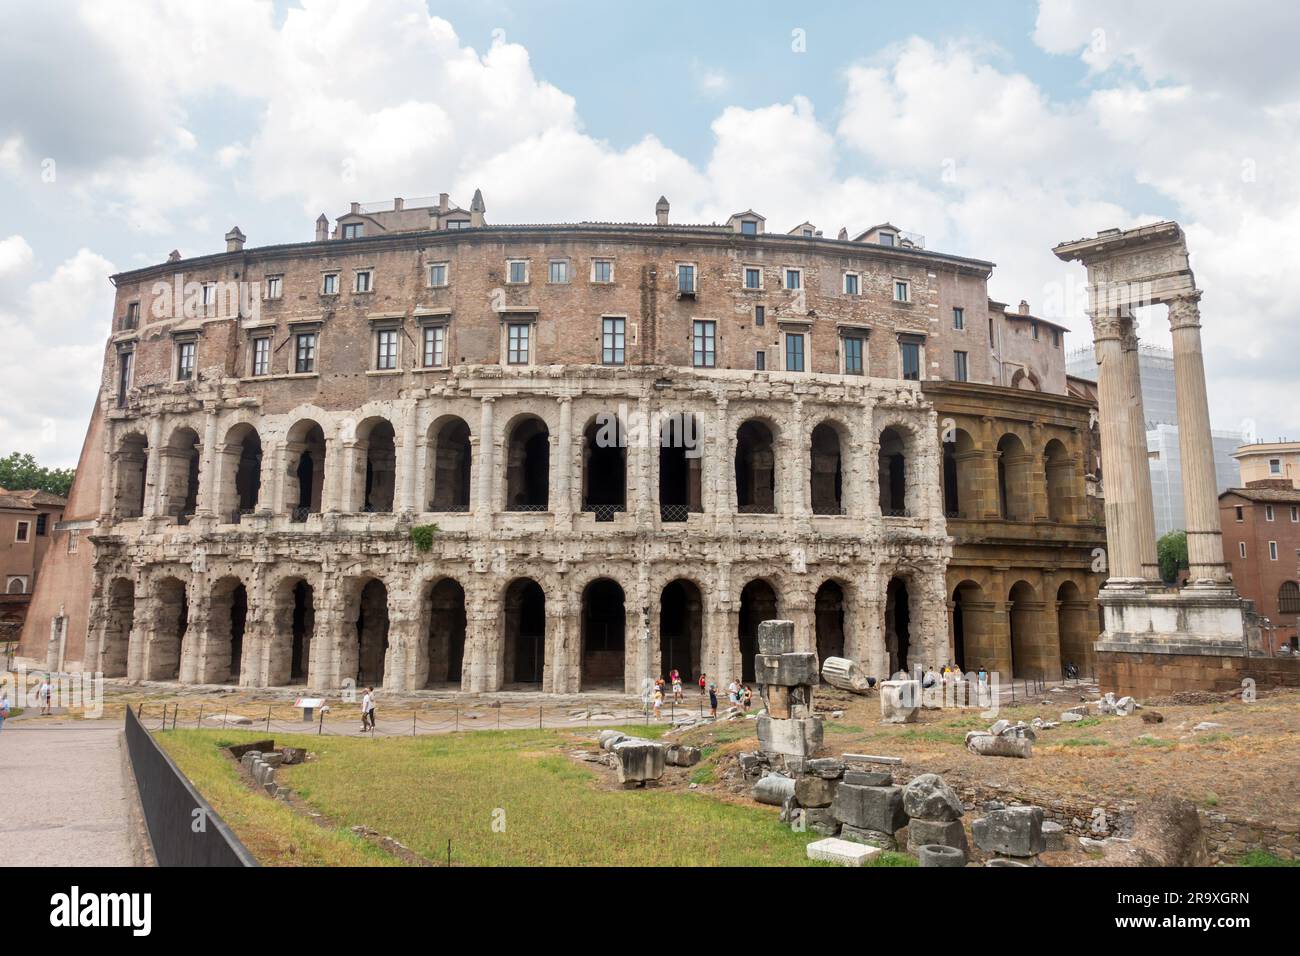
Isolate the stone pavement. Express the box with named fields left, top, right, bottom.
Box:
left=0, top=718, right=143, bottom=867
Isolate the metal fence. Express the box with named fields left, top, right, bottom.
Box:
left=124, top=706, right=259, bottom=867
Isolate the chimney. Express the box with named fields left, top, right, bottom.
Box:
left=470, top=188, right=486, bottom=227
left=350, top=202, right=360, bottom=215
left=439, top=192, right=450, bottom=212
left=167, top=249, right=182, bottom=262
left=315, top=214, right=329, bottom=241
left=655, top=196, right=670, bottom=226
left=1018, top=299, right=1030, bottom=315
left=393, top=197, right=404, bottom=211
left=225, top=227, right=246, bottom=252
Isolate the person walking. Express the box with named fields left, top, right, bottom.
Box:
left=698, top=673, right=707, bottom=695
left=708, top=682, right=718, bottom=718
left=742, top=685, right=753, bottom=712
left=360, top=687, right=375, bottom=732
left=670, top=669, right=683, bottom=702
left=652, top=686, right=664, bottom=721
left=39, top=676, right=52, bottom=716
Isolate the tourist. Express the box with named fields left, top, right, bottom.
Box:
left=652, top=686, right=663, bottom=720
left=0, top=689, right=9, bottom=735
left=671, top=669, right=683, bottom=702
left=727, top=678, right=738, bottom=705
left=39, top=676, right=52, bottom=716
left=708, top=683, right=718, bottom=718
left=977, top=667, right=988, bottom=688
left=698, top=673, right=707, bottom=695
left=923, top=667, right=938, bottom=689
left=361, top=687, right=375, bottom=732
left=742, top=685, right=753, bottom=712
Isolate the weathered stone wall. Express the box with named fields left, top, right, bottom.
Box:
left=1097, top=650, right=1300, bottom=698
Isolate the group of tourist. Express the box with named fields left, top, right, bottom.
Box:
left=649, top=670, right=756, bottom=720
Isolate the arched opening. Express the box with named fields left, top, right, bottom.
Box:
left=878, top=427, right=908, bottom=516
left=1008, top=580, right=1050, bottom=678
left=660, top=579, right=702, bottom=681
left=997, top=433, right=1031, bottom=521
left=102, top=577, right=134, bottom=678
left=1056, top=580, right=1091, bottom=677
left=810, top=422, right=844, bottom=515
left=427, top=416, right=472, bottom=512
left=115, top=432, right=149, bottom=519
left=885, top=576, right=912, bottom=674
left=735, top=420, right=776, bottom=514
left=218, top=423, right=262, bottom=521
left=161, top=427, right=200, bottom=523
left=951, top=581, right=985, bottom=673
left=290, top=580, right=312, bottom=684
left=286, top=420, right=326, bottom=521
left=738, top=579, right=778, bottom=682
left=208, top=577, right=248, bottom=684
left=581, top=578, right=626, bottom=688
left=1044, top=439, right=1074, bottom=522
left=659, top=413, right=703, bottom=522
left=815, top=580, right=846, bottom=663
left=502, top=578, right=546, bottom=684
left=425, top=578, right=467, bottom=687
left=1279, top=581, right=1300, bottom=615
left=354, top=578, right=389, bottom=686
left=147, top=576, right=187, bottom=681
left=583, top=414, right=627, bottom=521
left=358, top=418, right=396, bottom=513
left=268, top=577, right=314, bottom=686
left=942, top=428, right=979, bottom=519
left=505, top=417, right=550, bottom=511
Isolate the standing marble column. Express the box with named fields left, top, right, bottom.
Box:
left=1119, top=317, right=1161, bottom=580
left=1089, top=311, right=1142, bottom=582
left=1167, top=292, right=1229, bottom=584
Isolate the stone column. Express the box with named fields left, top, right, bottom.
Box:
left=399, top=405, right=419, bottom=513
left=142, top=415, right=163, bottom=518
left=555, top=397, right=573, bottom=524
left=1167, top=292, right=1229, bottom=584
left=197, top=408, right=219, bottom=516
left=1089, top=311, right=1142, bottom=583
left=323, top=437, right=344, bottom=512
left=476, top=398, right=495, bottom=528
left=1120, top=317, right=1161, bottom=580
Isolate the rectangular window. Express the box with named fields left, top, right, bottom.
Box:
left=989, top=316, right=995, bottom=345
left=678, top=264, right=696, bottom=293
left=1235, top=505, right=1245, bottom=521
left=422, top=325, right=446, bottom=368
left=202, top=283, right=216, bottom=307
left=953, top=350, right=969, bottom=382
left=592, top=259, right=613, bottom=283
left=548, top=259, right=569, bottom=284
left=1053, top=328, right=1061, bottom=348
left=15, top=521, right=30, bottom=542
left=692, top=320, right=715, bottom=368
left=784, top=268, right=802, bottom=290
left=428, top=263, right=448, bottom=287
left=1269, top=458, right=1282, bottom=475
left=342, top=223, right=362, bottom=239
left=1032, top=321, right=1040, bottom=340
left=741, top=220, right=758, bottom=235
left=176, top=340, right=196, bottom=380
left=879, top=232, right=895, bottom=246
left=67, top=530, right=78, bottom=554
left=265, top=275, right=282, bottom=299
left=1239, top=541, right=1248, bottom=559
left=1266, top=504, right=1275, bottom=521
left=35, top=513, right=47, bottom=536
left=507, top=323, right=531, bottom=364
left=894, top=279, right=910, bottom=302
left=785, top=333, right=805, bottom=372
left=375, top=329, right=398, bottom=370
left=1291, top=505, right=1298, bottom=522
left=252, top=336, right=271, bottom=376
left=844, top=273, right=859, bottom=295
left=744, top=267, right=762, bottom=290
left=295, top=332, right=317, bottom=373
left=953, top=307, right=964, bottom=330
left=900, top=341, right=921, bottom=381
left=601, top=317, right=625, bottom=366
left=755, top=350, right=766, bottom=371
left=755, top=305, right=765, bottom=327
left=125, top=302, right=140, bottom=329
left=507, top=260, right=528, bottom=284
left=1269, top=541, right=1279, bottom=561
left=842, top=336, right=864, bottom=375
left=322, top=273, right=338, bottom=295
left=354, top=270, right=373, bottom=293
left=117, top=350, right=134, bottom=406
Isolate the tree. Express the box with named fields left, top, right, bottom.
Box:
left=1157, top=530, right=1189, bottom=584
left=0, top=452, right=75, bottom=498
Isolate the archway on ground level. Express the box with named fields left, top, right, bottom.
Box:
left=161, top=427, right=200, bottom=521
left=427, top=416, right=472, bottom=511
left=1044, top=439, right=1074, bottom=522
left=286, top=420, right=326, bottom=518
left=943, top=428, right=979, bottom=518
left=735, top=420, right=776, bottom=513
left=148, top=576, right=187, bottom=681
left=115, top=432, right=149, bottom=519
left=583, top=415, right=627, bottom=519
left=660, top=579, right=702, bottom=682
left=950, top=580, right=987, bottom=673
left=355, top=578, right=389, bottom=686
left=102, top=577, right=134, bottom=678
left=208, top=576, right=248, bottom=684
left=505, top=417, right=550, bottom=510
left=502, top=578, right=546, bottom=683
left=810, top=422, right=844, bottom=515
left=997, top=433, right=1031, bottom=521
left=581, top=578, right=626, bottom=688
left=1008, top=579, right=1047, bottom=678
left=738, top=579, right=778, bottom=683
left=885, top=576, right=912, bottom=674
left=358, top=418, right=396, bottom=513
left=269, top=577, right=313, bottom=686
left=815, top=580, right=846, bottom=663
left=425, top=578, right=467, bottom=687
left=658, top=414, right=702, bottom=521
left=878, top=427, right=908, bottom=516
left=1056, top=580, right=1091, bottom=677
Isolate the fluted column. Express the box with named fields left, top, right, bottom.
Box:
left=1167, top=292, right=1229, bottom=584
left=1120, top=317, right=1160, bottom=580
left=1090, top=311, right=1142, bottom=582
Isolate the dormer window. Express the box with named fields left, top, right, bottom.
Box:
left=445, top=219, right=469, bottom=230
left=741, top=220, right=758, bottom=236
left=342, top=223, right=363, bottom=239
left=879, top=232, right=896, bottom=246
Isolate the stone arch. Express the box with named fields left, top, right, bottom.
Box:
left=285, top=419, right=327, bottom=519
left=738, top=577, right=779, bottom=682
left=997, top=433, right=1032, bottom=521
left=217, top=422, right=263, bottom=521
left=878, top=424, right=917, bottom=517
left=580, top=577, right=626, bottom=689
left=1008, top=579, right=1054, bottom=678
left=658, top=411, right=703, bottom=522
left=206, top=575, right=249, bottom=684
left=160, top=425, right=201, bottom=523
left=1011, top=367, right=1042, bottom=391
left=1279, top=580, right=1300, bottom=615
left=809, top=420, right=845, bottom=515
left=504, top=415, right=550, bottom=511
left=1044, top=438, right=1075, bottom=522
left=426, top=415, right=472, bottom=512
left=101, top=577, right=135, bottom=678
left=582, top=412, right=627, bottom=520
left=268, top=575, right=314, bottom=686
left=422, top=576, right=467, bottom=687
left=942, top=427, right=980, bottom=519
left=114, top=431, right=149, bottom=519
left=145, top=575, right=188, bottom=681
left=950, top=579, right=988, bottom=673
left=814, top=578, right=846, bottom=662
left=345, top=576, right=390, bottom=687
left=355, top=416, right=396, bottom=513
left=1056, top=579, right=1092, bottom=676
left=885, top=574, right=914, bottom=674
left=659, top=578, right=703, bottom=682
left=501, top=577, right=546, bottom=684
left=735, top=418, right=778, bottom=514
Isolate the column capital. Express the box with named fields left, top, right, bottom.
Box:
left=1166, top=291, right=1203, bottom=331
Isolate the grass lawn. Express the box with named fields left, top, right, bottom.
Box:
left=158, top=725, right=913, bottom=866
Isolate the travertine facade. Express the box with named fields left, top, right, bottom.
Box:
left=23, top=195, right=1104, bottom=692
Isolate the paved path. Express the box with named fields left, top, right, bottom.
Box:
left=0, top=719, right=140, bottom=866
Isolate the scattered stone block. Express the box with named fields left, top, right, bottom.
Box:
left=664, top=744, right=701, bottom=767
left=806, top=837, right=882, bottom=867
left=757, top=715, right=823, bottom=757
left=228, top=740, right=275, bottom=760
left=832, top=784, right=907, bottom=833
left=839, top=824, right=897, bottom=850
left=972, top=806, right=1046, bottom=857
left=844, top=770, right=892, bottom=787
left=1115, top=696, right=1138, bottom=716
left=756, top=620, right=795, bottom=656
left=907, top=818, right=968, bottom=855
left=902, top=773, right=963, bottom=822
left=1060, top=711, right=1084, bottom=722
left=807, top=757, right=845, bottom=778
left=821, top=656, right=872, bottom=693
left=879, top=681, right=920, bottom=723
left=756, top=652, right=819, bottom=687
left=280, top=747, right=306, bottom=765
left=917, top=844, right=966, bottom=868
left=966, top=731, right=1032, bottom=758
left=752, top=774, right=797, bottom=806
left=260, top=752, right=285, bottom=768
left=984, top=857, right=1030, bottom=867
left=599, top=730, right=629, bottom=751
left=1042, top=820, right=1065, bottom=851
left=795, top=774, right=839, bottom=808
left=613, top=738, right=665, bottom=786
left=1140, top=711, right=1164, bottom=724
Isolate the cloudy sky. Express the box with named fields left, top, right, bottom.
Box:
left=1, top=0, right=1296, bottom=467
